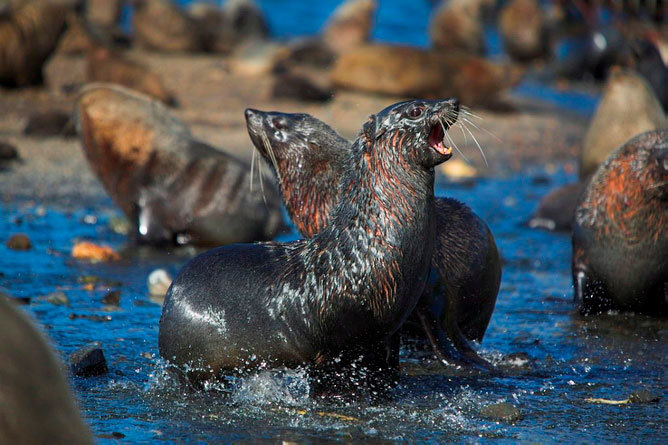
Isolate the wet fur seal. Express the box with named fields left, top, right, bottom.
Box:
left=159, top=98, right=460, bottom=393
left=245, top=108, right=501, bottom=370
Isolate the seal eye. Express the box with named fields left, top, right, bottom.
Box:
left=272, top=117, right=287, bottom=130
left=407, top=106, right=424, bottom=119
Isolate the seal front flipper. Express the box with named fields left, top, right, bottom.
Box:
left=414, top=305, right=496, bottom=374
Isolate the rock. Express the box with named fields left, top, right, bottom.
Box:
left=499, top=0, right=549, bottom=62
left=0, top=294, right=93, bottom=443
left=132, top=0, right=202, bottom=53
left=0, top=0, right=70, bottom=87
left=331, top=44, right=523, bottom=107
left=69, top=342, right=108, bottom=377
left=85, top=0, right=122, bottom=31
left=322, top=0, right=376, bottom=55
left=108, top=216, right=131, bottom=235
left=148, top=269, right=171, bottom=297
left=480, top=402, right=523, bottom=422
left=68, top=313, right=112, bottom=322
left=439, top=158, right=478, bottom=180
left=71, top=241, right=120, bottom=262
left=101, top=290, right=121, bottom=306
left=430, top=0, right=490, bottom=55
left=6, top=233, right=32, bottom=250
left=529, top=181, right=586, bottom=231
left=0, top=140, right=18, bottom=161
left=628, top=389, right=660, bottom=404
left=44, top=291, right=69, bottom=306
left=86, top=46, right=177, bottom=106
left=580, top=68, right=667, bottom=179
left=23, top=110, right=75, bottom=137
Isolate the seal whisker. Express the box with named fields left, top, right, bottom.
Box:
left=461, top=115, right=502, bottom=143
left=261, top=131, right=282, bottom=184
left=250, top=146, right=257, bottom=192
left=442, top=118, right=469, bottom=163
left=460, top=118, right=488, bottom=168
left=258, top=150, right=269, bottom=207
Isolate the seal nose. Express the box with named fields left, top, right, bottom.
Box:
left=244, top=108, right=257, bottom=121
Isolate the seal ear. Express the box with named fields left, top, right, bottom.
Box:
left=359, top=116, right=376, bottom=149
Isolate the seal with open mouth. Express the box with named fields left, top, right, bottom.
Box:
left=573, top=130, right=668, bottom=315
left=245, top=108, right=500, bottom=370
left=159, top=98, right=460, bottom=393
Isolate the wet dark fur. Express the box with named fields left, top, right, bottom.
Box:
left=245, top=109, right=501, bottom=369
left=75, top=85, right=284, bottom=247
left=159, top=99, right=458, bottom=393
left=573, top=130, right=668, bottom=315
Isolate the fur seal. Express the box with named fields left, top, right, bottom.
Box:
left=573, top=130, right=668, bottom=315
left=159, top=98, right=460, bottom=392
left=244, top=109, right=501, bottom=369
left=0, top=296, right=92, bottom=444
left=131, top=0, right=202, bottom=53
left=429, top=0, right=489, bottom=55
left=499, top=0, right=549, bottom=62
left=331, top=44, right=523, bottom=107
left=0, top=0, right=70, bottom=86
left=75, top=84, right=284, bottom=246
left=322, top=0, right=376, bottom=55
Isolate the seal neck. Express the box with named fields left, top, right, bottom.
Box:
left=308, top=132, right=436, bottom=335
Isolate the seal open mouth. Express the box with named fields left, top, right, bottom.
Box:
left=428, top=123, right=452, bottom=157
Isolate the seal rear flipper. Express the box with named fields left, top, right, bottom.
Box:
left=414, top=306, right=497, bottom=374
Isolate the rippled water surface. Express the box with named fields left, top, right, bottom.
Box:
left=2, top=165, right=666, bottom=442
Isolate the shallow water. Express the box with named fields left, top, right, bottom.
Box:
left=2, top=165, right=666, bottom=442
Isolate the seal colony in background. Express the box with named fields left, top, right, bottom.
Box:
left=159, top=98, right=460, bottom=393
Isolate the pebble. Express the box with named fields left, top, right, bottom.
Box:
left=69, top=342, right=108, bottom=377
left=71, top=241, right=120, bottom=262
left=44, top=291, right=69, bottom=306
left=480, top=402, right=523, bottom=422
left=148, top=269, right=172, bottom=298
left=108, top=216, right=131, bottom=235
left=101, top=290, right=121, bottom=306
left=69, top=313, right=112, bottom=322
left=6, top=233, right=33, bottom=250
left=629, top=389, right=660, bottom=404
left=0, top=141, right=19, bottom=161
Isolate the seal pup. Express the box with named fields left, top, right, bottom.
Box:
left=0, top=296, right=92, bottom=444
left=572, top=130, right=668, bottom=315
left=159, top=98, right=460, bottom=393
left=245, top=109, right=501, bottom=370
left=75, top=84, right=284, bottom=246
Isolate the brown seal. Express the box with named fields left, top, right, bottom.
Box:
left=429, top=0, right=490, bottom=55
left=131, top=0, right=202, bottom=52
left=75, top=84, right=284, bottom=246
left=245, top=108, right=501, bottom=369
left=159, top=98, right=460, bottom=393
left=86, top=46, right=177, bottom=106
left=331, top=44, right=523, bottom=107
left=0, top=0, right=70, bottom=86
left=499, top=0, right=549, bottom=62
left=580, top=68, right=667, bottom=180
left=322, top=0, right=376, bottom=55
left=0, top=296, right=92, bottom=444
left=573, top=130, right=668, bottom=315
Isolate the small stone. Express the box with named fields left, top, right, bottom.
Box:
left=44, top=291, right=69, bottom=306
left=480, top=402, right=523, bottom=422
left=71, top=241, right=120, bottom=262
left=0, top=141, right=19, bottom=160
left=148, top=269, right=172, bottom=297
left=101, top=290, right=121, bottom=306
left=628, top=389, right=660, bottom=404
left=108, top=216, right=131, bottom=235
left=69, top=313, right=112, bottom=322
left=6, top=233, right=32, bottom=250
left=69, top=342, right=108, bottom=377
